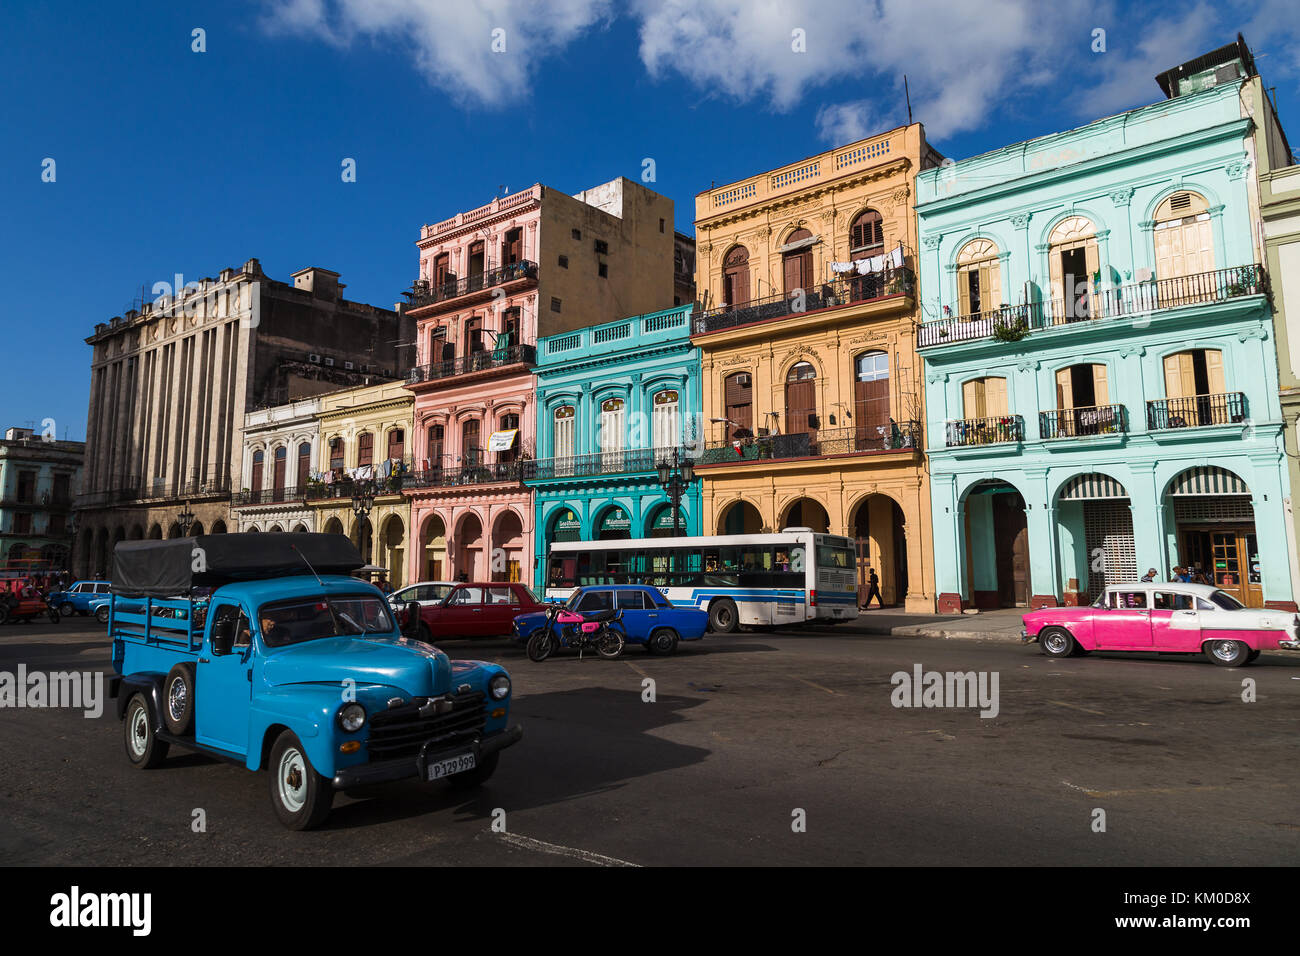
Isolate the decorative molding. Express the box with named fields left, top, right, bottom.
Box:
left=1009, top=212, right=1031, bottom=230
left=1108, top=187, right=1135, bottom=206
left=1225, top=160, right=1250, bottom=181
left=1237, top=327, right=1269, bottom=342
left=921, top=234, right=943, bottom=251
left=926, top=371, right=948, bottom=384
left=1117, top=344, right=1146, bottom=359
left=1016, top=359, right=1038, bottom=373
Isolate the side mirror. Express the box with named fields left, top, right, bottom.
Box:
left=211, top=619, right=235, bottom=656
left=401, top=601, right=421, bottom=637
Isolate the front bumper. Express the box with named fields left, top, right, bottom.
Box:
left=1280, top=639, right=1300, bottom=650
left=332, top=723, right=524, bottom=789
left=1020, top=628, right=1036, bottom=645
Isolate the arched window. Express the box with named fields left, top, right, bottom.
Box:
left=462, top=419, right=482, bottom=465
left=854, top=352, right=890, bottom=446
left=956, top=238, right=1002, bottom=317
left=553, top=406, right=576, bottom=473
left=497, top=413, right=520, bottom=464
left=250, top=449, right=264, bottom=493
left=1048, top=216, right=1098, bottom=322
left=723, top=372, right=752, bottom=442
left=785, top=362, right=818, bottom=438
left=722, top=245, right=750, bottom=308
left=329, top=437, right=345, bottom=475
left=427, top=423, right=445, bottom=471
left=600, top=397, right=626, bottom=463
left=296, top=442, right=311, bottom=488
left=850, top=210, right=884, bottom=257
left=1153, top=191, right=1214, bottom=280
left=652, top=389, right=680, bottom=449
left=387, top=428, right=405, bottom=461
left=962, top=376, right=1008, bottom=419
left=272, top=446, right=287, bottom=499
left=429, top=326, right=447, bottom=365
left=782, top=228, right=814, bottom=294
left=357, top=432, right=374, bottom=469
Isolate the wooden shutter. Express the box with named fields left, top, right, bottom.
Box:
left=784, top=255, right=803, bottom=294
left=1164, top=353, right=1196, bottom=398
left=273, top=449, right=286, bottom=492
left=958, top=270, right=972, bottom=316
left=786, top=380, right=816, bottom=435
left=985, top=378, right=1008, bottom=417
left=725, top=374, right=752, bottom=439
left=1056, top=367, right=1074, bottom=411
left=1091, top=364, right=1109, bottom=405
left=962, top=380, right=981, bottom=419
left=1205, top=349, right=1225, bottom=394
left=1049, top=251, right=1064, bottom=320
left=985, top=261, right=1002, bottom=311
left=251, top=455, right=263, bottom=492
left=296, top=445, right=311, bottom=488
left=388, top=429, right=404, bottom=460
left=1084, top=241, right=1099, bottom=280
left=358, top=432, right=373, bottom=467
left=1154, top=226, right=1176, bottom=280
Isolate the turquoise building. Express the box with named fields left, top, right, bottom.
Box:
left=524, top=304, right=702, bottom=589
left=915, top=51, right=1294, bottom=612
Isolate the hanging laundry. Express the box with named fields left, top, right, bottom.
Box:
left=890, top=246, right=904, bottom=269
left=380, top=458, right=393, bottom=479
left=830, top=261, right=856, bottom=273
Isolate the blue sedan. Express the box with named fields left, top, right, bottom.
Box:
left=47, top=580, right=112, bottom=617
left=513, top=585, right=708, bottom=654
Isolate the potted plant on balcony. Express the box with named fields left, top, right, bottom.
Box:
left=992, top=317, right=1029, bottom=342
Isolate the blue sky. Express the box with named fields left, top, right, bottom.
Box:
left=3, top=0, right=1298, bottom=442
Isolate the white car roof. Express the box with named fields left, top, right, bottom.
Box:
left=1107, top=581, right=1220, bottom=596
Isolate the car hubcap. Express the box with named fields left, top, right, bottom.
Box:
left=279, top=749, right=308, bottom=812
left=168, top=680, right=185, bottom=720
left=1045, top=633, right=1067, bottom=654
left=1212, top=641, right=1240, bottom=662
left=130, top=708, right=148, bottom=756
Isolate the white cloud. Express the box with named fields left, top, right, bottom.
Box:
left=259, top=0, right=614, bottom=106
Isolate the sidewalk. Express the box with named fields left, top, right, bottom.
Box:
left=800, top=607, right=1027, bottom=642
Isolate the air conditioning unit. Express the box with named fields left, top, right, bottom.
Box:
left=737, top=373, right=751, bottom=385
left=344, top=361, right=354, bottom=370
left=324, top=357, right=335, bottom=367
left=309, top=354, right=321, bottom=364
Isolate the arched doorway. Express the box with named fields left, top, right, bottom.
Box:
left=596, top=505, right=631, bottom=540
left=491, top=510, right=524, bottom=582
left=189, top=521, right=205, bottom=536
left=268, top=524, right=283, bottom=534
left=852, top=494, right=907, bottom=607
left=420, top=514, right=447, bottom=581
left=646, top=502, right=685, bottom=538
left=147, top=523, right=163, bottom=540
left=291, top=523, right=308, bottom=533
left=1055, top=473, right=1134, bottom=603
left=381, top=514, right=406, bottom=589
left=128, top=524, right=144, bottom=540
left=963, top=480, right=1028, bottom=608
left=167, top=522, right=183, bottom=539
left=210, top=520, right=227, bottom=534
left=781, top=497, right=829, bottom=533
left=718, top=499, right=762, bottom=535
left=456, top=513, right=483, bottom=581
left=784, top=362, right=818, bottom=448
left=1165, top=466, right=1260, bottom=606
left=352, top=516, right=373, bottom=565
left=322, top=516, right=344, bottom=537
left=545, top=507, right=582, bottom=589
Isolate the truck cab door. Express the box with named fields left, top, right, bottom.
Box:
left=196, top=601, right=254, bottom=755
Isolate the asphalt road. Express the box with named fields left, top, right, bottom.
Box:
left=2, top=618, right=1298, bottom=866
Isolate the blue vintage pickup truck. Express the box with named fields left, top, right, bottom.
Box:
left=108, top=533, right=522, bottom=830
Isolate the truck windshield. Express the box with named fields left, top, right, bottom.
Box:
left=258, top=594, right=395, bottom=647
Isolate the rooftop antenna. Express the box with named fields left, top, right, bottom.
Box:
left=289, top=543, right=324, bottom=587
left=904, top=75, right=913, bottom=125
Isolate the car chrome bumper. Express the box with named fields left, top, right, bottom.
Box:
left=332, top=724, right=524, bottom=789
left=1019, top=628, right=1036, bottom=645
left=1279, top=639, right=1300, bottom=650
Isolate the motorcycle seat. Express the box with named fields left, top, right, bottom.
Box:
left=582, top=608, right=620, bottom=623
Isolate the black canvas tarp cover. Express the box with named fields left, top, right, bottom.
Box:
left=113, top=533, right=364, bottom=597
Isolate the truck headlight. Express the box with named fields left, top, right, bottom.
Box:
left=338, top=703, right=366, bottom=733
left=489, top=674, right=511, bottom=700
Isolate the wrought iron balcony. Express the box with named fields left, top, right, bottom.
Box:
left=232, top=486, right=307, bottom=507
left=404, top=260, right=538, bottom=309
left=522, top=446, right=697, bottom=481
left=918, top=264, right=1266, bottom=347
left=1039, top=404, right=1127, bottom=439
left=694, top=268, right=915, bottom=336
left=1146, top=392, right=1246, bottom=430
left=76, top=472, right=231, bottom=507
left=403, top=461, right=524, bottom=489
left=696, top=423, right=920, bottom=465
left=945, top=415, right=1024, bottom=447
left=406, top=344, right=537, bottom=385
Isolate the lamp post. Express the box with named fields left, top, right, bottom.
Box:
left=351, top=486, right=376, bottom=563
left=177, top=502, right=196, bottom=537
left=656, top=450, right=695, bottom=537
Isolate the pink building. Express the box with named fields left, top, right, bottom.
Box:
left=403, top=179, right=681, bottom=585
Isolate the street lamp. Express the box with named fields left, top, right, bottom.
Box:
left=351, top=486, right=376, bottom=562
left=656, top=450, right=695, bottom=537
left=177, top=502, right=196, bottom=537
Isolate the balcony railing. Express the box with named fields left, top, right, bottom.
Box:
left=76, top=473, right=230, bottom=507
left=522, top=446, right=696, bottom=481
left=1146, top=392, right=1246, bottom=430
left=918, top=265, right=1266, bottom=347
left=406, top=344, right=537, bottom=385
left=945, top=415, right=1025, bottom=447
left=694, top=267, right=915, bottom=336
left=696, top=423, right=920, bottom=465
left=403, top=461, right=524, bottom=489
left=1039, top=404, right=1127, bottom=440
left=404, top=260, right=538, bottom=309
left=232, top=486, right=307, bottom=507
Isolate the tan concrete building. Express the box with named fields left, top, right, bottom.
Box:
left=692, top=125, right=942, bottom=611
left=75, top=259, right=413, bottom=576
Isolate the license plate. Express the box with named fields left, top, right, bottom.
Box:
left=427, top=751, right=476, bottom=781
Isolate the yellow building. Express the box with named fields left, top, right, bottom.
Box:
left=306, top=380, right=415, bottom=588
left=692, top=125, right=940, bottom=611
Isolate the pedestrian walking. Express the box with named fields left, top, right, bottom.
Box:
left=863, top=568, right=884, bottom=609
left=1140, top=568, right=1157, bottom=582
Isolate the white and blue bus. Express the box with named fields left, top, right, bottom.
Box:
left=544, top=527, right=857, bottom=632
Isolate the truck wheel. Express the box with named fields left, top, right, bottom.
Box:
left=269, top=730, right=333, bottom=830
left=448, top=752, right=500, bottom=789
left=708, top=598, right=738, bottom=633
left=1203, top=639, right=1251, bottom=667
left=649, top=627, right=679, bottom=655
left=95, top=605, right=110, bottom=624
left=1039, top=627, right=1076, bottom=658
left=124, top=693, right=169, bottom=769
left=163, top=663, right=196, bottom=735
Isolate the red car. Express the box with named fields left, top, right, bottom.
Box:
left=0, top=578, right=61, bottom=625
left=409, top=582, right=547, bottom=640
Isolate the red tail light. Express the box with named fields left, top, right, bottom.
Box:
left=810, top=589, right=817, bottom=607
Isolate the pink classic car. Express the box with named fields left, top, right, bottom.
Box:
left=1022, top=582, right=1300, bottom=666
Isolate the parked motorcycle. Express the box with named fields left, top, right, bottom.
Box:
left=526, top=603, right=625, bottom=661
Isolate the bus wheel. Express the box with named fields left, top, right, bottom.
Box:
left=708, top=599, right=738, bottom=634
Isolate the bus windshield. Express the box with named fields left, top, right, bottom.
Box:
left=257, top=594, right=395, bottom=647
